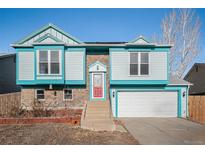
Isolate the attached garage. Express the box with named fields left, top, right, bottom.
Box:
left=117, top=91, right=178, bottom=117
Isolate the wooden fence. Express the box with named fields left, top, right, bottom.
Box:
left=189, top=95, right=205, bottom=124
left=0, top=92, right=21, bottom=117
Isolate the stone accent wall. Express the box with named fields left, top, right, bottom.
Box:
left=21, top=88, right=85, bottom=110
left=20, top=52, right=110, bottom=110
left=21, top=88, right=35, bottom=110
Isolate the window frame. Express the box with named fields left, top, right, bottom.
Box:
left=140, top=52, right=149, bottom=75
left=50, top=50, right=60, bottom=74
left=63, top=89, right=73, bottom=101
left=129, top=52, right=139, bottom=76
left=39, top=50, right=49, bottom=75
left=129, top=52, right=149, bottom=76
left=35, top=89, right=45, bottom=101
left=37, top=50, right=62, bottom=75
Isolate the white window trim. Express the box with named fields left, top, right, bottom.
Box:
left=35, top=89, right=45, bottom=101
left=91, top=73, right=105, bottom=99
left=63, top=89, right=73, bottom=101
left=37, top=49, right=62, bottom=75
left=129, top=52, right=150, bottom=76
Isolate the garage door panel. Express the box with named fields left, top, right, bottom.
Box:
left=118, top=91, right=178, bottom=117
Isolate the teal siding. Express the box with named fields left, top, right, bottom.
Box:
left=16, top=46, right=86, bottom=85
left=109, top=48, right=169, bottom=85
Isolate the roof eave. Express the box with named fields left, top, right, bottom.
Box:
left=11, top=43, right=173, bottom=48
left=0, top=53, right=16, bottom=59
left=168, top=83, right=193, bottom=86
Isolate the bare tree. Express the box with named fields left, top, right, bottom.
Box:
left=157, top=9, right=201, bottom=78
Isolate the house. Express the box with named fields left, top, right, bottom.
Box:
left=184, top=63, right=205, bottom=95
left=0, top=53, right=20, bottom=94
left=11, top=23, right=190, bottom=118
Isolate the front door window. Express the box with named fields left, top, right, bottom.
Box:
left=93, top=74, right=103, bottom=98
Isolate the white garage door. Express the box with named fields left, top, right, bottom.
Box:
left=118, top=91, right=178, bottom=117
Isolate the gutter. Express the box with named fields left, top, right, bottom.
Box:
left=11, top=43, right=173, bottom=48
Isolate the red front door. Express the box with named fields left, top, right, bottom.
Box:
left=93, top=74, right=103, bottom=98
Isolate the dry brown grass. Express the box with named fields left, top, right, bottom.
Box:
left=0, top=123, right=139, bottom=145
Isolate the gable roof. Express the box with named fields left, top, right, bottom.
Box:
left=13, top=23, right=83, bottom=45
left=34, top=33, right=63, bottom=43
left=169, top=75, right=192, bottom=86
left=184, top=63, right=205, bottom=80
left=128, top=35, right=150, bottom=44
left=89, top=61, right=107, bottom=72
left=11, top=23, right=172, bottom=48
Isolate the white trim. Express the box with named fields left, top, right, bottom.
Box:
left=91, top=73, right=105, bottom=99
left=37, top=50, right=39, bottom=75
left=129, top=52, right=150, bottom=76
left=35, top=89, right=45, bottom=101
left=48, top=49, right=51, bottom=74
left=63, top=89, right=73, bottom=101
left=59, top=50, right=62, bottom=75
left=37, top=50, right=62, bottom=75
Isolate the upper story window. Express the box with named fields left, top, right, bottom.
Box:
left=50, top=51, right=60, bottom=74
left=140, top=52, right=149, bottom=75
left=39, top=51, right=48, bottom=74
left=130, top=52, right=149, bottom=76
left=38, top=50, right=61, bottom=75
left=130, top=52, right=139, bottom=75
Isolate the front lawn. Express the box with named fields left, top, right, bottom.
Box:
left=0, top=123, right=138, bottom=145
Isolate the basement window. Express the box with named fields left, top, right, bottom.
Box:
left=64, top=89, right=73, bottom=100
left=36, top=89, right=45, bottom=100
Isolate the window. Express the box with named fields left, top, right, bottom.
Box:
left=36, top=89, right=45, bottom=100
left=39, top=51, right=48, bottom=74
left=64, top=89, right=72, bottom=100
left=50, top=51, right=59, bottom=74
left=38, top=50, right=61, bottom=75
left=130, top=52, right=138, bottom=75
left=140, top=53, right=149, bottom=75
left=130, top=52, right=149, bottom=75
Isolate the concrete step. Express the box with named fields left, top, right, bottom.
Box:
left=86, top=105, right=110, bottom=108
left=81, top=101, right=115, bottom=131
left=82, top=119, right=113, bottom=124
left=84, top=117, right=111, bottom=121
left=86, top=110, right=110, bottom=114
left=87, top=103, right=110, bottom=106
left=87, top=105, right=110, bottom=109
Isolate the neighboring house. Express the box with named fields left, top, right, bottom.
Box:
left=0, top=53, right=20, bottom=94
left=184, top=63, right=205, bottom=95
left=11, top=23, right=190, bottom=118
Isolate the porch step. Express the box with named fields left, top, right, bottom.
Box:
left=81, top=102, right=115, bottom=131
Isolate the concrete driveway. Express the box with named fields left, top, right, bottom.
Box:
left=120, top=118, right=205, bottom=145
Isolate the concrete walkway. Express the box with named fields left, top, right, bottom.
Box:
left=120, top=118, right=205, bottom=145
left=81, top=102, right=115, bottom=131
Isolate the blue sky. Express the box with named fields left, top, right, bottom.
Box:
left=0, top=8, right=204, bottom=64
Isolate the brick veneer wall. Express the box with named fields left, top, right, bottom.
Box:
left=20, top=52, right=110, bottom=110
